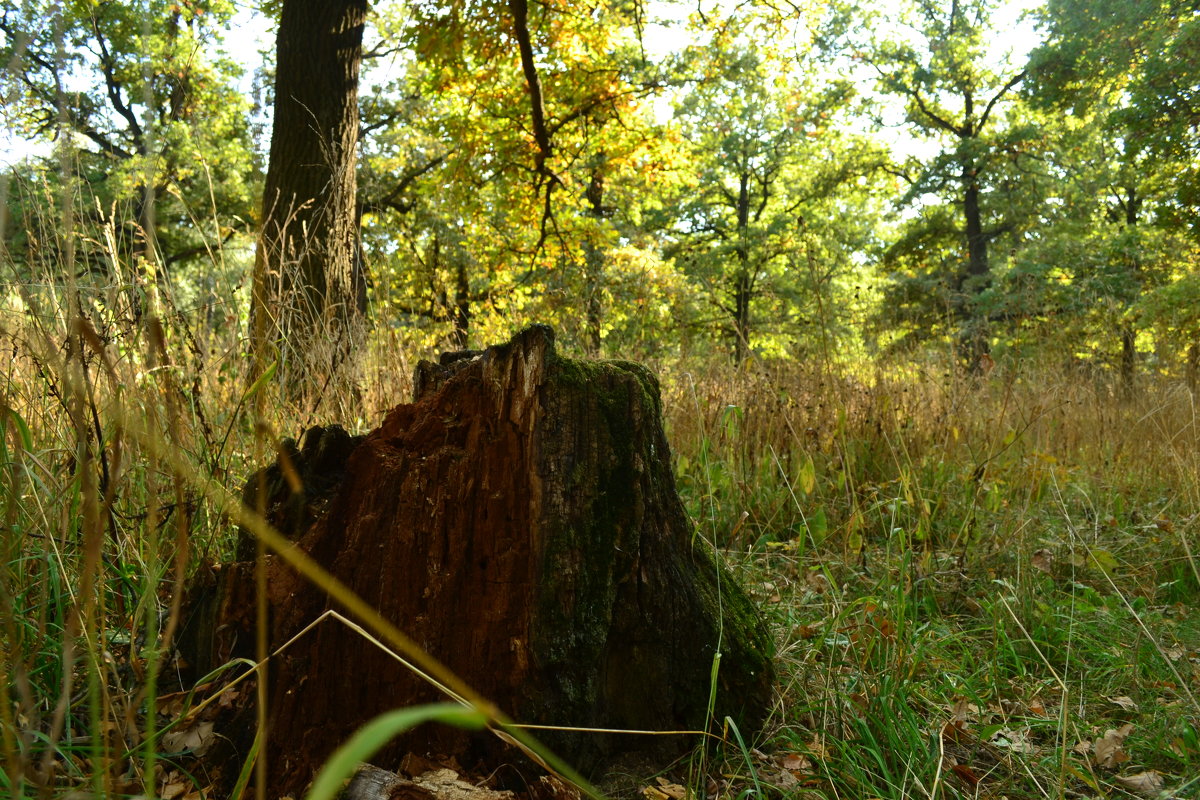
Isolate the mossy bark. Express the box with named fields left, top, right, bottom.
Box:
left=193, top=325, right=773, bottom=797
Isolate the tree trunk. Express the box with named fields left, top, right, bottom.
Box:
left=187, top=326, right=774, bottom=799
left=584, top=162, right=606, bottom=357
left=962, top=180, right=988, bottom=284
left=249, top=0, right=368, bottom=401
left=1120, top=322, right=1137, bottom=398
left=733, top=172, right=752, bottom=365
left=958, top=155, right=991, bottom=369
left=452, top=256, right=471, bottom=348
left=1118, top=186, right=1141, bottom=397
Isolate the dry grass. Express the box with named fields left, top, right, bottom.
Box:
left=0, top=183, right=1197, bottom=798
left=660, top=354, right=1200, bottom=799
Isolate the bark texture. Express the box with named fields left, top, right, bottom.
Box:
left=191, top=326, right=774, bottom=798
left=249, top=0, right=368, bottom=399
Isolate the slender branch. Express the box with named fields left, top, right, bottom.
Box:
left=908, top=87, right=964, bottom=137
left=978, top=69, right=1026, bottom=131
left=361, top=152, right=449, bottom=216
left=90, top=15, right=145, bottom=153
left=881, top=163, right=916, bottom=186
left=509, top=0, right=552, bottom=175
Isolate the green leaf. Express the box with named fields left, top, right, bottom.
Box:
left=230, top=727, right=261, bottom=800
left=241, top=360, right=278, bottom=404
left=1, top=404, right=33, bottom=452
left=846, top=528, right=863, bottom=553
left=305, top=703, right=488, bottom=800
left=807, top=507, right=828, bottom=541
left=1089, top=549, right=1119, bottom=574
left=721, top=404, right=743, bottom=439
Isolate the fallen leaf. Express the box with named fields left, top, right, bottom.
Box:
left=779, top=753, right=810, bottom=772
left=795, top=624, right=821, bottom=639
left=949, top=764, right=980, bottom=787
left=950, top=698, right=980, bottom=722
left=1090, top=549, right=1119, bottom=572
left=1027, top=698, right=1046, bottom=716
left=1072, top=739, right=1092, bottom=756
left=1093, top=724, right=1134, bottom=768
left=161, top=781, right=189, bottom=800
left=942, top=720, right=970, bottom=744
left=770, top=768, right=799, bottom=790
left=1108, top=696, right=1138, bottom=711
left=805, top=571, right=830, bottom=594
left=653, top=777, right=688, bottom=800
left=162, top=720, right=215, bottom=756
left=218, top=686, right=242, bottom=708
left=990, top=727, right=1036, bottom=754
left=1114, top=770, right=1164, bottom=797
left=641, top=788, right=670, bottom=800
left=1032, top=549, right=1054, bottom=573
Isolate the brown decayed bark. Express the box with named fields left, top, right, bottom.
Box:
left=192, top=326, right=773, bottom=797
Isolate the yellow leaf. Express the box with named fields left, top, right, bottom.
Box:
left=653, top=777, right=688, bottom=800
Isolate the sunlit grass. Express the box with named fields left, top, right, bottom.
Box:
left=667, top=354, right=1200, bottom=799
left=1, top=196, right=1199, bottom=798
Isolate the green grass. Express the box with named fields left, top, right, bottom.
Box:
left=666, top=358, right=1200, bottom=799
left=1, top=263, right=1198, bottom=799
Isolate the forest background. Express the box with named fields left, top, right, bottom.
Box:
left=0, top=0, right=1199, bottom=798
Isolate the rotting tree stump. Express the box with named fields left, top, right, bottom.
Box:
left=186, top=325, right=774, bottom=798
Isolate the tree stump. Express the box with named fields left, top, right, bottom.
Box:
left=189, top=325, right=774, bottom=797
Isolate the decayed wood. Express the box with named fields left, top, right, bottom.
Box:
left=190, top=325, right=774, bottom=798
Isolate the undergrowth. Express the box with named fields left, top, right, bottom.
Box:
left=665, top=358, right=1200, bottom=799
left=1, top=234, right=1198, bottom=799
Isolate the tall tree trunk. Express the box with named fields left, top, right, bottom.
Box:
left=1119, top=185, right=1141, bottom=397
left=963, top=180, right=988, bottom=283
left=958, top=157, right=991, bottom=368
left=584, top=162, right=606, bottom=357
left=1119, top=323, right=1137, bottom=397
left=250, top=0, right=368, bottom=402
left=452, top=255, right=471, bottom=349
left=733, top=172, right=752, bottom=365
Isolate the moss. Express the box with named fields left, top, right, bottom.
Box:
left=531, top=341, right=774, bottom=751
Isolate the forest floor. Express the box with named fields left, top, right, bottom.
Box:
left=660, top=357, right=1200, bottom=800
left=1, top=322, right=1197, bottom=800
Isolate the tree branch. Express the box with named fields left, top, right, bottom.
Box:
left=90, top=15, right=145, bottom=154
left=361, top=152, right=449, bottom=216
left=509, top=0, right=552, bottom=175
left=977, top=69, right=1026, bottom=131
left=908, top=86, right=965, bottom=137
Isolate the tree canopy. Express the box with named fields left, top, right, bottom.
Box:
left=3, top=0, right=1199, bottom=385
